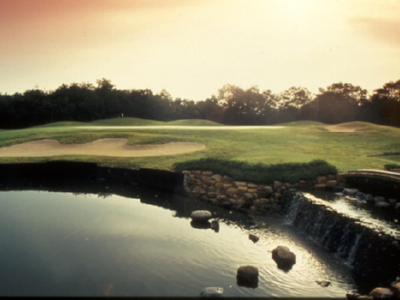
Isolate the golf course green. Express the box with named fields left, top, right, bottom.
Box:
left=0, top=118, right=399, bottom=173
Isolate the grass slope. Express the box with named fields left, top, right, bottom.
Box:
left=90, top=117, right=165, bottom=126
left=0, top=119, right=399, bottom=172
left=37, top=118, right=223, bottom=127
left=167, top=119, right=222, bottom=126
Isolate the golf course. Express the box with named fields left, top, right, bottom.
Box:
left=0, top=117, right=398, bottom=173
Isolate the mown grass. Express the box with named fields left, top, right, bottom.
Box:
left=36, top=117, right=222, bottom=127
left=175, top=158, right=337, bottom=184
left=0, top=119, right=399, bottom=173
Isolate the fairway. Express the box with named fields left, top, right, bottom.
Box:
left=0, top=119, right=399, bottom=172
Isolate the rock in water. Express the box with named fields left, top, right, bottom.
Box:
left=190, top=220, right=211, bottom=230
left=391, top=281, right=400, bottom=297
left=374, top=202, right=391, bottom=209
left=249, top=234, right=259, bottom=243
left=272, top=246, right=296, bottom=270
left=236, top=266, right=258, bottom=288
left=199, top=287, right=224, bottom=297
left=369, top=287, right=394, bottom=299
left=346, top=290, right=361, bottom=299
left=190, top=210, right=212, bottom=222
left=211, top=220, right=219, bottom=232
left=315, top=280, right=331, bottom=287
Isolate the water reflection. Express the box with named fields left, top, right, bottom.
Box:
left=0, top=178, right=357, bottom=297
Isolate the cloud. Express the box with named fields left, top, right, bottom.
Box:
left=348, top=17, right=400, bottom=48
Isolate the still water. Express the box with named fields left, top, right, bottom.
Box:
left=0, top=188, right=356, bottom=297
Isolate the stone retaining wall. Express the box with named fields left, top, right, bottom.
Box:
left=182, top=170, right=342, bottom=213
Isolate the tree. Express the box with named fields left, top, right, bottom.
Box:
left=319, top=82, right=368, bottom=105
left=217, top=85, right=268, bottom=125
left=280, top=87, right=313, bottom=109
left=364, top=79, right=400, bottom=126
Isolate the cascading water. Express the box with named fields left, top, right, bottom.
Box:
left=281, top=190, right=400, bottom=292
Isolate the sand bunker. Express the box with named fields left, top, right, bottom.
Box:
left=0, top=139, right=206, bottom=157
left=324, top=126, right=360, bottom=132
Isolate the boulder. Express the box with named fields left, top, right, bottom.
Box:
left=262, top=186, right=273, bottom=195
left=374, top=196, right=386, bottom=204
left=210, top=220, right=220, bottom=233
left=391, top=281, right=400, bottom=297
left=221, top=199, right=231, bottom=208
left=328, top=174, right=337, bottom=180
left=374, top=202, right=391, bottom=209
left=315, top=280, right=330, bottom=287
left=200, top=287, right=224, bottom=297
left=248, top=183, right=258, bottom=189
left=234, top=181, right=247, bottom=187
left=211, top=174, right=223, bottom=181
left=225, top=187, right=238, bottom=197
left=314, top=184, right=327, bottom=189
left=317, top=176, right=328, bottom=183
left=273, top=181, right=283, bottom=190
left=344, top=188, right=359, bottom=196
left=326, top=180, right=337, bottom=187
left=215, top=182, right=224, bottom=190
left=388, top=199, right=397, bottom=205
left=236, top=266, right=258, bottom=288
left=229, top=198, right=237, bottom=205
left=365, top=194, right=375, bottom=204
left=272, top=246, right=296, bottom=269
left=346, top=291, right=362, bottom=299
left=243, top=192, right=253, bottom=200
left=249, top=234, right=259, bottom=243
left=216, top=194, right=227, bottom=201
left=238, top=186, right=248, bottom=193
left=190, top=210, right=212, bottom=222
left=202, top=171, right=213, bottom=176
left=355, top=192, right=366, bottom=200
left=332, top=186, right=344, bottom=192
left=369, top=287, right=394, bottom=299
left=190, top=220, right=211, bottom=230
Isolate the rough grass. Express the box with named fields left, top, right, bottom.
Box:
left=175, top=158, right=337, bottom=184
left=0, top=119, right=399, bottom=172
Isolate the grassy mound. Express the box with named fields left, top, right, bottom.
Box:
left=89, top=117, right=164, bottom=126
left=276, top=121, right=326, bottom=127
left=175, top=158, right=337, bottom=184
left=34, top=121, right=87, bottom=128
left=167, top=119, right=222, bottom=126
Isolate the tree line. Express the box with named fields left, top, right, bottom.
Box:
left=0, top=78, right=399, bottom=129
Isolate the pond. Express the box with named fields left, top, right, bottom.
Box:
left=0, top=181, right=356, bottom=297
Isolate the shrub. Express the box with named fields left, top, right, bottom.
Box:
left=175, top=158, right=337, bottom=184
left=384, top=163, right=400, bottom=171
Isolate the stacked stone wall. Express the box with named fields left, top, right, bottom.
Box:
left=182, top=170, right=340, bottom=213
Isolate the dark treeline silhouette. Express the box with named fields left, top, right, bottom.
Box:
left=0, top=78, right=399, bottom=129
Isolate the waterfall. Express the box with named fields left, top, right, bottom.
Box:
left=280, top=190, right=400, bottom=287
left=347, top=234, right=362, bottom=267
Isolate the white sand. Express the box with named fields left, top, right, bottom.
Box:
left=0, top=139, right=206, bottom=157
left=324, top=126, right=360, bottom=132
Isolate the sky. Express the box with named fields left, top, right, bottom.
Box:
left=1, top=0, right=399, bottom=100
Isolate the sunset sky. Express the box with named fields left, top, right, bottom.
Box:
left=1, top=0, right=399, bottom=100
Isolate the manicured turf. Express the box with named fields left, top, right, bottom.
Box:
left=0, top=118, right=399, bottom=172
left=36, top=118, right=222, bottom=127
